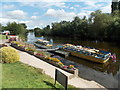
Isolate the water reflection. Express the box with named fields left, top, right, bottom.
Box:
left=41, top=36, right=120, bottom=75
left=33, top=36, right=120, bottom=88
left=53, top=55, right=119, bottom=88
left=45, top=36, right=120, bottom=88
left=67, top=55, right=119, bottom=76
left=27, top=31, right=36, bottom=44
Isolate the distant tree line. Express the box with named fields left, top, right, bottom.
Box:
left=34, top=10, right=120, bottom=43
left=0, top=10, right=120, bottom=43
left=0, top=22, right=27, bottom=37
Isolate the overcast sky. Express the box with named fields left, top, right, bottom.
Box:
left=1, top=0, right=112, bottom=29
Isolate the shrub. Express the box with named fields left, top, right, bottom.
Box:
left=0, top=47, right=20, bottom=63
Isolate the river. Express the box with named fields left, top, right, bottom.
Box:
left=27, top=33, right=120, bottom=89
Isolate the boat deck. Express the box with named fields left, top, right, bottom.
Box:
left=51, top=50, right=70, bottom=57
left=34, top=43, right=70, bottom=57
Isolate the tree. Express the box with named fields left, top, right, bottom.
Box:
left=71, top=16, right=89, bottom=39
left=107, top=11, right=120, bottom=42
left=33, top=10, right=120, bottom=43
left=89, top=10, right=113, bottom=40
left=0, top=23, right=6, bottom=32
left=0, top=23, right=2, bottom=32
left=34, top=27, right=42, bottom=36
left=51, top=22, right=61, bottom=36
left=90, top=10, right=102, bottom=19
left=71, top=16, right=82, bottom=38
left=5, top=22, right=27, bottom=35
left=20, top=23, right=27, bottom=29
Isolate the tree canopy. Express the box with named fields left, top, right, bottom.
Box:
left=34, top=10, right=120, bottom=43
left=1, top=10, right=120, bottom=43
left=1, top=22, right=27, bottom=36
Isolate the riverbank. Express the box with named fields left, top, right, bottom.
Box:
left=19, top=50, right=106, bottom=88
left=1, top=39, right=106, bottom=89
left=2, top=62, right=75, bottom=88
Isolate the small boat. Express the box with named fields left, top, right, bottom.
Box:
left=35, top=39, right=53, bottom=47
left=34, top=36, right=53, bottom=48
left=34, top=42, right=51, bottom=49
left=60, top=44, right=112, bottom=64
left=34, top=37, right=59, bottom=51
left=34, top=43, right=59, bottom=51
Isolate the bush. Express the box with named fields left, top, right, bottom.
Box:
left=0, top=47, right=20, bottom=63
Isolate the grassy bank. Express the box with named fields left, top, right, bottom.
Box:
left=0, top=35, right=6, bottom=40
left=2, top=62, right=75, bottom=89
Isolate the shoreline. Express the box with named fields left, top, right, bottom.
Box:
left=19, top=50, right=106, bottom=89
left=0, top=39, right=107, bottom=89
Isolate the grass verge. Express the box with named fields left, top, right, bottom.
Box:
left=2, top=62, right=76, bottom=89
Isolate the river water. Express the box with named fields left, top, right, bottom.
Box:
left=27, top=33, right=120, bottom=88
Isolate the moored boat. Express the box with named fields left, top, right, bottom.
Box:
left=35, top=39, right=53, bottom=47
left=34, top=36, right=53, bottom=48
left=61, top=44, right=112, bottom=64
left=34, top=37, right=60, bottom=50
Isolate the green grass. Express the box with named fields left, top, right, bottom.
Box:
left=0, top=35, right=6, bottom=40
left=2, top=62, right=76, bottom=89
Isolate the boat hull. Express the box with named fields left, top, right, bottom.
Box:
left=63, top=49, right=110, bottom=64
left=34, top=43, right=47, bottom=49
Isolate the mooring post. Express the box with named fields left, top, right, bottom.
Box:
left=74, top=69, right=78, bottom=77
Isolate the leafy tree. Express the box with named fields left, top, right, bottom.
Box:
left=107, top=12, right=120, bottom=42
left=20, top=23, right=27, bottom=29
left=33, top=10, right=120, bottom=43
left=5, top=22, right=27, bottom=35
left=42, top=25, right=52, bottom=35
left=0, top=23, right=2, bottom=32
left=89, top=11, right=113, bottom=40
left=34, top=27, right=42, bottom=36
left=51, top=22, right=61, bottom=36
